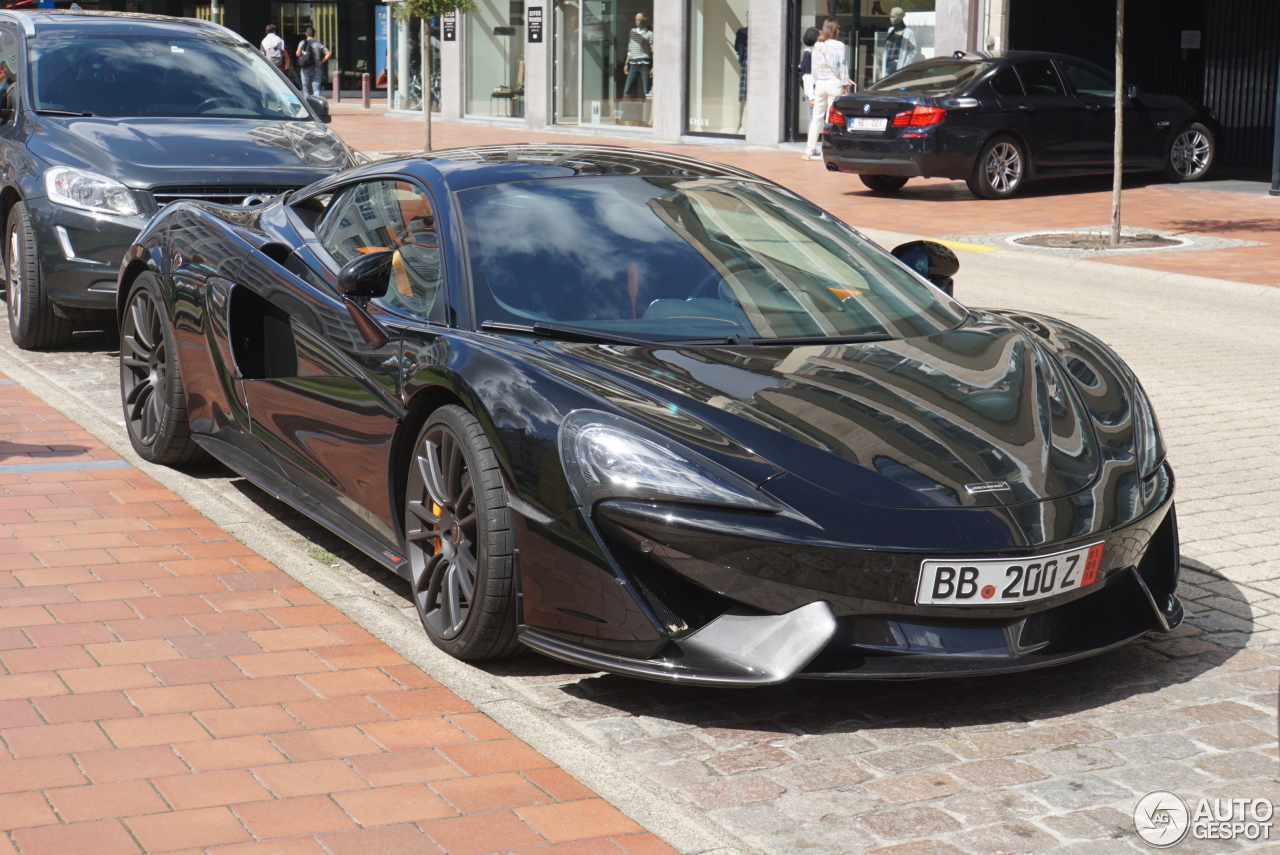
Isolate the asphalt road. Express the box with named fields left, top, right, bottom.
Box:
left=1, top=229, right=1276, bottom=855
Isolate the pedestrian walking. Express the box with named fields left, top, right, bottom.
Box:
left=260, top=23, right=291, bottom=75
left=805, top=18, right=852, bottom=161
left=798, top=26, right=820, bottom=128
left=295, top=26, right=332, bottom=98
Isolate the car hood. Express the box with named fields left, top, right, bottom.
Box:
left=28, top=116, right=351, bottom=187
left=546, top=317, right=1102, bottom=510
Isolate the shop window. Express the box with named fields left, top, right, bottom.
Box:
left=466, top=0, right=526, bottom=118
left=686, top=0, right=748, bottom=137
left=553, top=0, right=653, bottom=129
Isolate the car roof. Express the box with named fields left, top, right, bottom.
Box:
left=0, top=9, right=245, bottom=43
left=318, top=145, right=766, bottom=195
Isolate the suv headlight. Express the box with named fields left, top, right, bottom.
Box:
left=45, top=167, right=141, bottom=218
left=1130, top=380, right=1166, bottom=478
left=559, top=410, right=780, bottom=512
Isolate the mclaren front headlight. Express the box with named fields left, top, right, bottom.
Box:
left=1130, top=380, right=1166, bottom=478
left=45, top=167, right=141, bottom=218
left=559, top=410, right=781, bottom=512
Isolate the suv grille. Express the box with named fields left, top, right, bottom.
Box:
left=151, top=186, right=299, bottom=206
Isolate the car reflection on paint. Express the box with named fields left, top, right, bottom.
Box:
left=116, top=144, right=1182, bottom=686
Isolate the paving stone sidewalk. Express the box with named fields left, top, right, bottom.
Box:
left=0, top=373, right=675, bottom=855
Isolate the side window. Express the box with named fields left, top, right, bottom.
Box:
left=1060, top=61, right=1115, bottom=98
left=989, top=66, right=1024, bottom=98
left=1017, top=60, right=1066, bottom=98
left=315, top=179, right=443, bottom=321
left=0, top=27, right=20, bottom=119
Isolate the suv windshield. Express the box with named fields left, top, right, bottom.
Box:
left=30, top=35, right=309, bottom=120
left=870, top=59, right=992, bottom=94
left=459, top=176, right=966, bottom=343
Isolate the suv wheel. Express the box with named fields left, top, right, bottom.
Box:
left=6, top=201, right=72, bottom=350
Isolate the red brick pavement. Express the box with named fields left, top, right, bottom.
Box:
left=0, top=373, right=676, bottom=855
left=329, top=104, right=1280, bottom=287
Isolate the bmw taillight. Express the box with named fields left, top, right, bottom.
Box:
left=827, top=104, right=844, bottom=126
left=891, top=105, right=946, bottom=127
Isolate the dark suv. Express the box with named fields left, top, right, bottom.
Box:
left=822, top=51, right=1218, bottom=200
left=0, top=10, right=356, bottom=349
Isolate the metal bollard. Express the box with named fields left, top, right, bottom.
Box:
left=361, top=73, right=370, bottom=109
left=332, top=71, right=341, bottom=103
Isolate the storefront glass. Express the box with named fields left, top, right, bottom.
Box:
left=553, top=0, right=654, bottom=129
left=387, top=11, right=441, bottom=112
left=465, top=0, right=526, bottom=118
left=686, top=0, right=748, bottom=136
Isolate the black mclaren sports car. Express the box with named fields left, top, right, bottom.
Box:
left=117, top=145, right=1182, bottom=686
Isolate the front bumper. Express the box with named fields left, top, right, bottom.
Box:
left=27, top=196, right=150, bottom=311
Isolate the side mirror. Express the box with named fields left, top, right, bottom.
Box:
left=305, top=93, right=332, bottom=124
left=337, top=250, right=393, bottom=298
left=892, top=240, right=959, bottom=296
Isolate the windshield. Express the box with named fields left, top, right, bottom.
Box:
left=869, top=60, right=992, bottom=94
left=459, top=176, right=966, bottom=343
left=30, top=36, right=310, bottom=120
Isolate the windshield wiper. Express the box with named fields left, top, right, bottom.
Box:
left=35, top=109, right=96, bottom=117
left=726, top=334, right=895, bottom=346
left=480, top=321, right=657, bottom=347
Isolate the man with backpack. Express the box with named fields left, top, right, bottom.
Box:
left=260, top=24, right=290, bottom=75
left=295, top=26, right=332, bottom=98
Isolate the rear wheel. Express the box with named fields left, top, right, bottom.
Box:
left=1163, top=123, right=1214, bottom=182
left=859, top=174, right=909, bottom=193
left=967, top=135, right=1025, bottom=199
left=405, top=405, right=521, bottom=660
left=119, top=273, right=205, bottom=466
left=6, top=201, right=72, bottom=350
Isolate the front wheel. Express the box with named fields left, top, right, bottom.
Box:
left=119, top=273, right=205, bottom=466
left=859, top=174, right=909, bottom=193
left=405, top=405, right=520, bottom=660
left=967, top=135, right=1026, bottom=199
left=1164, top=123, right=1214, bottom=182
left=6, top=201, right=71, bottom=350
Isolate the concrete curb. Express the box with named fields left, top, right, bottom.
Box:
left=0, top=347, right=753, bottom=855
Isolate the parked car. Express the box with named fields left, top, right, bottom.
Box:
left=118, top=145, right=1181, bottom=686
left=0, top=9, right=356, bottom=349
left=823, top=51, right=1218, bottom=199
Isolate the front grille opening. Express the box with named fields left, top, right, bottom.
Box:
left=152, top=186, right=299, bottom=206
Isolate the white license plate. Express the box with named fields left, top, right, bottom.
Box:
left=848, top=117, right=888, bottom=131
left=915, top=543, right=1104, bottom=606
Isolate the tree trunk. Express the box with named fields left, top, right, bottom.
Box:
left=1109, top=0, right=1124, bottom=247
left=421, top=17, right=433, bottom=152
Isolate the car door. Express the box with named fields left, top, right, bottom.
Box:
left=226, top=179, right=431, bottom=557
left=1006, top=58, right=1088, bottom=170
left=1057, top=58, right=1165, bottom=169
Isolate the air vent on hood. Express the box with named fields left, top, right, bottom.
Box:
left=151, top=186, right=298, bottom=207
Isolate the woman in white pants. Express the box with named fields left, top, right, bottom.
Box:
left=805, top=18, right=852, bottom=160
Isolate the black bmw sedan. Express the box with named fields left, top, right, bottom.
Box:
left=0, top=9, right=355, bottom=350
left=823, top=51, right=1217, bottom=199
left=119, top=145, right=1182, bottom=686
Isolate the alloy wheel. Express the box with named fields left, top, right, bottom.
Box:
left=1171, top=129, right=1211, bottom=178
left=120, top=288, right=169, bottom=447
left=985, top=142, right=1022, bottom=194
left=407, top=424, right=478, bottom=640
left=8, top=230, right=22, bottom=323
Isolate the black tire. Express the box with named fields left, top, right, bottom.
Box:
left=966, top=135, right=1026, bottom=199
left=1163, top=122, right=1214, bottom=182
left=406, top=405, right=520, bottom=660
left=119, top=273, right=206, bottom=466
left=6, top=201, right=72, bottom=350
left=859, top=174, right=909, bottom=193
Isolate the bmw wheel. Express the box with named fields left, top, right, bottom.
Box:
left=1163, top=123, right=1214, bottom=182
left=859, top=174, right=909, bottom=194
left=405, top=405, right=520, bottom=660
left=967, top=135, right=1025, bottom=199
left=119, top=273, right=205, bottom=465
left=6, top=201, right=72, bottom=350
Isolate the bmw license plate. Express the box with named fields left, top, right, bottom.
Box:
left=915, top=543, right=1104, bottom=606
left=849, top=117, right=888, bottom=132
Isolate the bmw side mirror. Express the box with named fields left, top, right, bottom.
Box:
left=892, top=240, right=959, bottom=296
left=306, top=93, right=332, bottom=124
left=337, top=251, right=392, bottom=349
